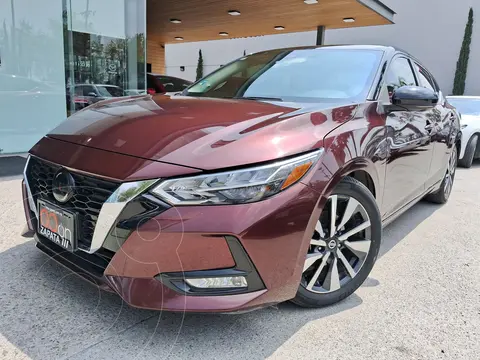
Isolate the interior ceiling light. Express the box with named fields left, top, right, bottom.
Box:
left=219, top=32, right=229, bottom=36
left=174, top=37, right=184, bottom=41
left=170, top=18, right=182, bottom=24
left=343, top=17, right=356, bottom=23
left=274, top=26, right=285, bottom=30
left=304, top=0, right=318, bottom=4
left=228, top=10, right=241, bottom=16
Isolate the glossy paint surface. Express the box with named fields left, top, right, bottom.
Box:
left=47, top=95, right=355, bottom=170
left=26, top=46, right=460, bottom=312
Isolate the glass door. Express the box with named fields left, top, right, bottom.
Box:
left=64, top=0, right=146, bottom=115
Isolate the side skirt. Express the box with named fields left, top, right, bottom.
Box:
left=381, top=179, right=443, bottom=228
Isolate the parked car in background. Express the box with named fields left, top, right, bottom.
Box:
left=22, top=45, right=460, bottom=313
left=66, top=84, right=125, bottom=111
left=447, top=96, right=480, bottom=168
left=147, top=73, right=192, bottom=96
left=124, top=89, right=147, bottom=96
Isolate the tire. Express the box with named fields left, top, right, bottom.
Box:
left=292, top=177, right=382, bottom=308
left=426, top=146, right=457, bottom=204
left=459, top=135, right=478, bottom=168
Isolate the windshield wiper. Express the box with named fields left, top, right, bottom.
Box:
left=237, top=96, right=284, bottom=102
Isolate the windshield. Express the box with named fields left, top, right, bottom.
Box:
left=185, top=48, right=383, bottom=103
left=448, top=98, right=480, bottom=116
left=97, top=86, right=124, bottom=97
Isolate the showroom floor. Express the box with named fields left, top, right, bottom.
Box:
left=0, top=165, right=478, bottom=360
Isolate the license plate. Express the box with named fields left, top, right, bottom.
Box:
left=38, top=200, right=77, bottom=252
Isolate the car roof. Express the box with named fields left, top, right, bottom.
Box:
left=447, top=96, right=480, bottom=99
left=70, top=84, right=121, bottom=87
left=248, top=44, right=393, bottom=53
left=148, top=73, right=190, bottom=80
left=246, top=44, right=427, bottom=63
left=148, top=73, right=177, bottom=78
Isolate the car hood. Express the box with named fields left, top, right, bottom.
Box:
left=48, top=95, right=359, bottom=170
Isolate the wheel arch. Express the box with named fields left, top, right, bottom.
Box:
left=468, top=132, right=480, bottom=159
left=346, top=170, right=376, bottom=198
left=459, top=129, right=480, bottom=160
left=322, top=158, right=381, bottom=204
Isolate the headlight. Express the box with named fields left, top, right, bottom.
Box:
left=151, top=149, right=323, bottom=205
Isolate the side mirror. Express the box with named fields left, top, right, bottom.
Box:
left=87, top=92, right=97, bottom=97
left=392, top=86, right=438, bottom=108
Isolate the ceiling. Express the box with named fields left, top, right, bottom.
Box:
left=147, top=0, right=395, bottom=44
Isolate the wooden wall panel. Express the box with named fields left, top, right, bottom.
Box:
left=147, top=38, right=165, bottom=74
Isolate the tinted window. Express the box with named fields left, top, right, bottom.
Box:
left=147, top=75, right=156, bottom=89
left=82, top=85, right=96, bottom=96
left=74, top=86, right=84, bottom=96
left=448, top=98, right=480, bottom=116
left=385, top=57, right=417, bottom=95
left=156, top=76, right=191, bottom=92
left=96, top=86, right=124, bottom=97
left=415, top=63, right=436, bottom=92
left=186, top=48, right=383, bottom=103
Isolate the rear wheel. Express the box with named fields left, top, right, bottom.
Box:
left=292, top=177, right=381, bottom=308
left=426, top=146, right=457, bottom=204
left=459, top=135, right=478, bottom=168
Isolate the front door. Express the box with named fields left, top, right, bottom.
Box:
left=413, top=63, right=453, bottom=189
left=382, top=57, right=434, bottom=218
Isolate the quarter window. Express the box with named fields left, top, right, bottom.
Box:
left=415, top=63, right=437, bottom=92
left=74, top=86, right=83, bottom=96
left=82, top=85, right=96, bottom=96
left=385, top=57, right=417, bottom=96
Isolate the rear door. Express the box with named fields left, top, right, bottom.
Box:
left=382, top=56, right=434, bottom=217
left=413, top=62, right=453, bottom=189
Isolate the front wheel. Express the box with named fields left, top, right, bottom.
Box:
left=292, top=177, right=382, bottom=308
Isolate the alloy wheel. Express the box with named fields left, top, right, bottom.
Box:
left=302, top=195, right=372, bottom=294
left=444, top=147, right=457, bottom=198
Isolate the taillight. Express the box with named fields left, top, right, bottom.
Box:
left=147, top=88, right=156, bottom=95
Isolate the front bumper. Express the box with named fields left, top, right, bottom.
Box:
left=23, top=143, right=322, bottom=313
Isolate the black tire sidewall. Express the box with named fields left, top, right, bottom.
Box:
left=461, top=135, right=478, bottom=168
left=429, top=146, right=458, bottom=204
left=293, top=178, right=382, bottom=308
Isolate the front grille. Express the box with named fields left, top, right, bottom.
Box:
left=26, top=157, right=119, bottom=250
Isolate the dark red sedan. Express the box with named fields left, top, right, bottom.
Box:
left=22, top=45, right=460, bottom=312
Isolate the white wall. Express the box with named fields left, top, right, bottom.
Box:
left=165, top=32, right=316, bottom=81
left=325, top=0, right=480, bottom=96
left=165, top=0, right=480, bottom=95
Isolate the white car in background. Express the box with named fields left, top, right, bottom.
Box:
left=447, top=96, right=480, bottom=168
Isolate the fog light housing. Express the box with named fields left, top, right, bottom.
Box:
left=185, top=276, right=248, bottom=289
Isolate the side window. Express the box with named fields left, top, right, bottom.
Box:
left=415, top=63, right=437, bottom=92
left=385, top=57, right=417, bottom=96
left=157, top=77, right=186, bottom=92
left=83, top=85, right=96, bottom=96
